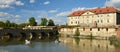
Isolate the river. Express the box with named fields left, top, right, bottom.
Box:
left=0, top=37, right=119, bottom=52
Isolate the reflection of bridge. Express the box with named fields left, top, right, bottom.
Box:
left=0, top=37, right=57, bottom=46
left=0, top=27, right=59, bottom=40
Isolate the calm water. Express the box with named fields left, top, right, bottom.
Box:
left=0, top=37, right=119, bottom=52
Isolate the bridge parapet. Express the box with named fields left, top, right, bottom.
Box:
left=23, top=26, right=56, bottom=30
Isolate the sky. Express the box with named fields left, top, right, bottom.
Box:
left=0, top=0, right=120, bottom=25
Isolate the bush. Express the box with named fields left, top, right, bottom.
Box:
left=74, top=28, right=80, bottom=36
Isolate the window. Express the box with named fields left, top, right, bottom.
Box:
left=101, top=20, right=102, bottom=23
left=76, top=21, right=77, bottom=24
left=78, top=21, right=79, bottom=24
left=98, top=15, right=99, bottom=17
left=107, top=14, right=109, bottom=17
left=71, top=21, right=73, bottom=24
left=90, top=28, right=92, bottom=31
left=107, top=19, right=109, bottom=23
left=83, top=28, right=85, bottom=31
left=87, top=13, right=89, bottom=14
left=115, top=28, right=118, bottom=31
left=98, top=28, right=100, bottom=31
left=98, top=20, right=99, bottom=23
left=106, top=28, right=108, bottom=31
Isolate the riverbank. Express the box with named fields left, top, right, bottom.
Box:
left=59, top=27, right=120, bottom=39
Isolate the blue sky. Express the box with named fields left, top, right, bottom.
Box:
left=0, top=0, right=120, bottom=25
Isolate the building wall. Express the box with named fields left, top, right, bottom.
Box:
left=59, top=27, right=116, bottom=37
left=116, top=13, right=120, bottom=25
left=60, top=38, right=115, bottom=52
left=68, top=11, right=117, bottom=27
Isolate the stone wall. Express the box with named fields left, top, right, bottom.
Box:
left=59, top=27, right=116, bottom=37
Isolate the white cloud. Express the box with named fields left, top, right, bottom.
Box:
left=0, top=0, right=24, bottom=9
left=0, top=12, right=13, bottom=18
left=0, top=18, right=6, bottom=21
left=15, top=1, right=24, bottom=6
left=72, top=7, right=97, bottom=11
left=56, top=7, right=97, bottom=17
left=56, top=11, right=71, bottom=17
left=14, top=15, right=21, bottom=18
left=0, top=12, right=21, bottom=23
left=12, top=19, right=23, bottom=23
left=43, top=17, right=66, bottom=25
left=72, top=7, right=86, bottom=11
left=49, top=9, right=57, bottom=13
left=30, top=0, right=35, bottom=3
left=105, top=0, right=120, bottom=8
left=44, top=1, right=50, bottom=5
left=0, top=5, right=11, bottom=9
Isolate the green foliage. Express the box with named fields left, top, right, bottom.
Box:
left=66, top=34, right=70, bottom=37
left=40, top=18, right=47, bottom=26
left=74, top=28, right=80, bottom=36
left=28, top=17, right=37, bottom=26
left=10, top=23, right=18, bottom=28
left=0, top=17, right=56, bottom=28
left=47, top=19, right=55, bottom=26
left=0, top=20, right=18, bottom=28
left=74, top=37, right=80, bottom=45
left=5, top=20, right=11, bottom=27
left=18, top=23, right=29, bottom=27
left=0, top=21, right=5, bottom=27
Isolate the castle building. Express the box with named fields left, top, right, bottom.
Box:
left=68, top=7, right=120, bottom=27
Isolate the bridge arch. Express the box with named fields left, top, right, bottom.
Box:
left=1, top=33, right=13, bottom=40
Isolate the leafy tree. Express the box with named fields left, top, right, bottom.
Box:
left=11, top=23, right=18, bottom=27
left=47, top=19, right=55, bottom=26
left=0, top=21, right=5, bottom=27
left=74, top=28, right=80, bottom=36
left=19, top=23, right=29, bottom=27
left=40, top=18, right=47, bottom=26
left=5, top=20, right=11, bottom=27
left=28, top=17, right=37, bottom=26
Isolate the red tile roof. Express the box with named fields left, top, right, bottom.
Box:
left=68, top=7, right=120, bottom=17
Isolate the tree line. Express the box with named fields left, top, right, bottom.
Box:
left=0, top=17, right=55, bottom=28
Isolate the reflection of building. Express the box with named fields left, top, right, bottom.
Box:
left=60, top=38, right=116, bottom=52
left=68, top=7, right=120, bottom=27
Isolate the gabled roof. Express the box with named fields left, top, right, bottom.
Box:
left=68, top=7, right=120, bottom=17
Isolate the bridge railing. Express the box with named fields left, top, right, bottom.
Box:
left=23, top=26, right=56, bottom=30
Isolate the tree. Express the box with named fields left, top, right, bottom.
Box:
left=5, top=20, right=11, bottom=27
left=0, top=21, right=5, bottom=27
left=19, top=23, right=29, bottom=27
left=40, top=18, right=47, bottom=26
left=74, top=28, right=80, bottom=36
left=47, top=19, right=55, bottom=26
left=11, top=23, right=18, bottom=27
left=28, top=17, right=37, bottom=26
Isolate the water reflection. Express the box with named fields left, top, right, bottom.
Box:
left=60, top=37, right=117, bottom=52
left=0, top=37, right=120, bottom=52
left=0, top=37, right=69, bottom=52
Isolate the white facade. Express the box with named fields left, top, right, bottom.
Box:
left=68, top=7, right=120, bottom=27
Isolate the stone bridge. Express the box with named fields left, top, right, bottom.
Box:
left=0, top=28, right=59, bottom=40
